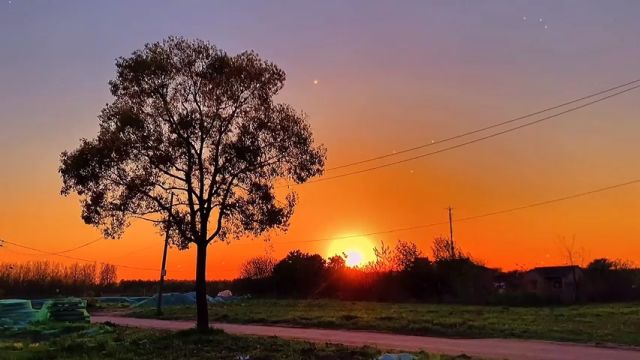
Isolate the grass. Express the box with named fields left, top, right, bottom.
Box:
left=128, top=299, right=640, bottom=346
left=0, top=323, right=473, bottom=360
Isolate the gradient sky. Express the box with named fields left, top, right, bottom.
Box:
left=1, top=1, right=639, bottom=280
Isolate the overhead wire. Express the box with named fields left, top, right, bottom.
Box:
left=304, top=84, right=640, bottom=185
left=326, top=78, right=640, bottom=171
left=256, top=177, right=640, bottom=246
left=0, top=238, right=161, bottom=272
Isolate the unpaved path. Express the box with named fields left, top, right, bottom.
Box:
left=92, top=315, right=639, bottom=360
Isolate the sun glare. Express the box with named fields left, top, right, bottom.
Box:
left=327, top=235, right=376, bottom=268
left=344, top=250, right=363, bottom=267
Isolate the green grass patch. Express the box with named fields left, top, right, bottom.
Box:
left=129, top=299, right=640, bottom=346
left=0, top=322, right=473, bottom=359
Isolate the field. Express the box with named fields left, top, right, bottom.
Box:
left=0, top=323, right=470, bottom=360
left=128, top=299, right=640, bottom=347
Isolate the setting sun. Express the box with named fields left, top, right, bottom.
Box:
left=326, top=235, right=377, bottom=268
left=344, top=250, right=363, bottom=267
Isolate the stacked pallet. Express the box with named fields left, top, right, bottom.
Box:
left=48, top=298, right=90, bottom=323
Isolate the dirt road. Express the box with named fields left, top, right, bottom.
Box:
left=92, top=315, right=639, bottom=360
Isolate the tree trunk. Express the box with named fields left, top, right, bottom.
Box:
left=195, top=242, right=209, bottom=331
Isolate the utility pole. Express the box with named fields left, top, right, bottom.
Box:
left=156, top=193, right=174, bottom=316
left=447, top=206, right=455, bottom=258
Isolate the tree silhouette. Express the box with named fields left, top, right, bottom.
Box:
left=98, top=263, right=118, bottom=287
left=240, top=255, right=276, bottom=280
left=392, top=239, right=422, bottom=271
left=366, top=240, right=393, bottom=272
left=59, top=37, right=325, bottom=330
left=272, top=250, right=326, bottom=297
left=432, top=236, right=464, bottom=262
left=327, top=254, right=347, bottom=272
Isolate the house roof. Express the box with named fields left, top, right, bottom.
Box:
left=529, top=265, right=581, bottom=278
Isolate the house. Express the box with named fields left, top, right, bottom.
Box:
left=492, top=271, right=523, bottom=294
left=524, top=265, right=583, bottom=303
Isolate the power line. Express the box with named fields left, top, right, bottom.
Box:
left=2, top=236, right=105, bottom=256
left=305, top=84, right=640, bottom=185
left=453, top=178, right=640, bottom=224
left=0, top=238, right=160, bottom=272
left=326, top=78, right=640, bottom=171
left=52, top=237, right=103, bottom=254
left=267, top=177, right=640, bottom=245
left=328, top=79, right=640, bottom=171
left=274, top=220, right=448, bottom=245
left=4, top=177, right=637, bottom=271
left=0, top=245, right=40, bottom=257
left=0, top=238, right=209, bottom=276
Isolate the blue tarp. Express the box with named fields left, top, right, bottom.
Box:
left=130, top=292, right=249, bottom=307
left=96, top=296, right=149, bottom=305
left=131, top=292, right=213, bottom=308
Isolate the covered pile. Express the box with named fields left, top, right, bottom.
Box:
left=96, top=296, right=149, bottom=306
left=48, top=298, right=90, bottom=323
left=132, top=292, right=215, bottom=308
left=0, top=299, right=49, bottom=327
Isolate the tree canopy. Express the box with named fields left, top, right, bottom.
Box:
left=60, top=36, right=325, bottom=247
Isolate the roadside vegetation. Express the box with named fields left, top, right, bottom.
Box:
left=0, top=323, right=471, bottom=360
left=129, top=299, right=640, bottom=347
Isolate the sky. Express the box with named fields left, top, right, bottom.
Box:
left=1, top=1, right=639, bottom=280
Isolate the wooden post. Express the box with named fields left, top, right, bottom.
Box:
left=156, top=193, right=174, bottom=316
left=448, top=206, right=455, bottom=258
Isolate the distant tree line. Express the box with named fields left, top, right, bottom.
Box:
left=1, top=239, right=638, bottom=305
left=233, top=238, right=498, bottom=303
left=231, top=237, right=640, bottom=305
left=0, top=261, right=118, bottom=298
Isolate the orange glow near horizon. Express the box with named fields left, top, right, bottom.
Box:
left=326, top=236, right=377, bottom=268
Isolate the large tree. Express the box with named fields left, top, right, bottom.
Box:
left=60, top=37, right=325, bottom=330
